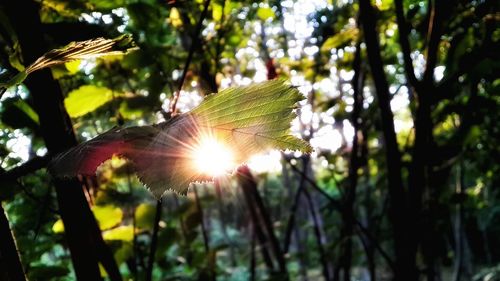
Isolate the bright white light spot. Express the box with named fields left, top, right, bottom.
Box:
left=248, top=150, right=282, bottom=174
left=434, top=66, right=445, bottom=81
left=310, top=125, right=343, bottom=152
left=192, top=137, right=235, bottom=176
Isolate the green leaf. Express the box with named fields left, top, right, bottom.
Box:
left=92, top=205, right=123, bottom=230
left=0, top=35, right=136, bottom=92
left=50, top=80, right=311, bottom=198
left=26, top=35, right=135, bottom=74
left=134, top=203, right=156, bottom=230
left=320, top=27, right=359, bottom=52
left=0, top=97, right=39, bottom=130
left=212, top=3, right=223, bottom=21
left=52, top=219, right=64, bottom=233
left=257, top=7, right=275, bottom=21
left=103, top=225, right=133, bottom=242
left=64, top=85, right=116, bottom=118
left=191, top=79, right=312, bottom=158
left=65, top=60, right=82, bottom=74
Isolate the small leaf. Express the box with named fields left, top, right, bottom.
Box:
left=321, top=27, right=359, bottom=52
left=64, top=85, right=116, bottom=118
left=212, top=3, right=223, bottom=21
left=169, top=8, right=183, bottom=27
left=52, top=219, right=64, bottom=233
left=257, top=7, right=275, bottom=21
left=65, top=60, right=81, bottom=74
left=134, top=203, right=156, bottom=229
left=103, top=225, right=134, bottom=242
left=92, top=205, right=123, bottom=230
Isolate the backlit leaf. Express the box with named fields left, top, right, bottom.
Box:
left=321, top=27, right=359, bottom=52
left=64, top=85, right=116, bottom=118
left=92, top=205, right=123, bottom=230
left=257, top=7, right=275, bottom=21
left=50, top=80, right=311, bottom=198
left=0, top=35, right=135, bottom=92
left=103, top=225, right=134, bottom=242
left=135, top=203, right=156, bottom=229
left=52, top=219, right=64, bottom=233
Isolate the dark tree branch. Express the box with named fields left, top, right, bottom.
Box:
left=238, top=168, right=275, bottom=272
left=145, top=199, right=162, bottom=281
left=358, top=0, right=414, bottom=279
left=394, top=0, right=420, bottom=87
left=237, top=166, right=289, bottom=278
left=0, top=155, right=50, bottom=182
left=303, top=186, right=332, bottom=281
left=170, top=0, right=212, bottom=114
left=282, top=169, right=307, bottom=253
left=422, top=0, right=446, bottom=83
left=338, top=39, right=364, bottom=281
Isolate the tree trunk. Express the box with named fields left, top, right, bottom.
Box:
left=339, top=40, right=364, bottom=281
left=358, top=0, right=416, bottom=280
left=3, top=1, right=121, bottom=280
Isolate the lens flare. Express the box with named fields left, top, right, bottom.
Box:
left=191, top=136, right=235, bottom=176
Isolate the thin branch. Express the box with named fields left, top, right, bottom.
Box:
left=0, top=154, right=51, bottom=181
left=170, top=0, right=212, bottom=114
left=283, top=169, right=307, bottom=253
left=394, top=0, right=420, bottom=87
left=422, top=0, right=443, bottom=83
left=193, top=185, right=210, bottom=253
left=303, top=187, right=332, bottom=281
left=145, top=199, right=162, bottom=281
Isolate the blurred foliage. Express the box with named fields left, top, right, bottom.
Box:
left=0, top=0, right=499, bottom=280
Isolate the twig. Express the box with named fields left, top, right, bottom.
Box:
left=170, top=0, right=212, bottom=114
left=0, top=154, right=51, bottom=181
left=145, top=199, right=162, bottom=281
left=282, top=168, right=307, bottom=253
left=303, top=187, right=332, bottom=281
left=193, top=185, right=210, bottom=253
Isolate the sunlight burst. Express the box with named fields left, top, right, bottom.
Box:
left=191, top=136, right=235, bottom=176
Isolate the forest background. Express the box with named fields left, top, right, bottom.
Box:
left=0, top=0, right=498, bottom=280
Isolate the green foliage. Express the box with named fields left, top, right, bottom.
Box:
left=64, top=85, right=117, bottom=118
left=0, top=0, right=499, bottom=280
left=320, top=27, right=359, bottom=51
left=92, top=205, right=123, bottom=230
left=134, top=203, right=156, bottom=230
left=257, top=7, right=275, bottom=21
